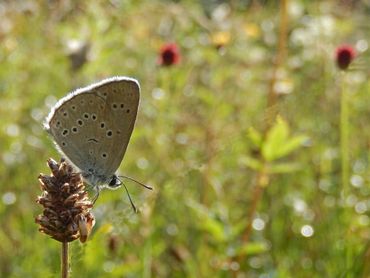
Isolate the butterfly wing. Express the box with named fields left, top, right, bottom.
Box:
left=92, top=78, right=140, bottom=182
left=45, top=77, right=140, bottom=186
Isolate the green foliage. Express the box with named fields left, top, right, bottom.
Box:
left=0, top=1, right=369, bottom=277
left=237, top=242, right=269, bottom=256
left=262, top=117, right=308, bottom=162
left=244, top=117, right=308, bottom=174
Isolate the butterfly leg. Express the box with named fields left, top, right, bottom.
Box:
left=92, top=186, right=101, bottom=204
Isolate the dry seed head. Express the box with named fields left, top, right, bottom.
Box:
left=35, top=158, right=95, bottom=243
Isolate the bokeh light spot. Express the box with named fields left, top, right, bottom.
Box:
left=252, top=218, right=265, bottom=231
left=301, top=225, right=314, bottom=237
left=2, top=192, right=16, bottom=205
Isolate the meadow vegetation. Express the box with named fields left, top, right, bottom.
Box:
left=0, top=1, right=369, bottom=277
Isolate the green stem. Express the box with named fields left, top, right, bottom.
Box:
left=340, top=72, right=351, bottom=274
left=340, top=72, right=349, bottom=198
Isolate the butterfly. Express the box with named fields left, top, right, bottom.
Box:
left=44, top=76, right=141, bottom=191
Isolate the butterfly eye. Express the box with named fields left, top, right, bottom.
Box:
left=108, top=176, right=121, bottom=187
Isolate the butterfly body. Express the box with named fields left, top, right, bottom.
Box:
left=44, top=76, right=140, bottom=189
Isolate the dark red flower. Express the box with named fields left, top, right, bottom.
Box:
left=158, top=43, right=180, bottom=66
left=336, top=45, right=356, bottom=70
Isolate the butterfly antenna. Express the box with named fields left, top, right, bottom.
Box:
left=118, top=175, right=153, bottom=190
left=121, top=181, right=138, bottom=213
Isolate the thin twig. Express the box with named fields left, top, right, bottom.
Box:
left=236, top=165, right=268, bottom=267
left=241, top=168, right=268, bottom=244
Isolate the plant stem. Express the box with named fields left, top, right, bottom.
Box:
left=340, top=72, right=352, bottom=274
left=267, top=0, right=288, bottom=112
left=242, top=166, right=268, bottom=244
left=61, top=241, right=69, bottom=278
left=340, top=72, right=349, bottom=197
left=236, top=0, right=288, bottom=272
left=236, top=165, right=268, bottom=267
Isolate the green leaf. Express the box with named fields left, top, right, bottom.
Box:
left=187, top=200, right=226, bottom=242
left=279, top=135, right=309, bottom=157
left=262, top=117, right=307, bottom=161
left=201, top=218, right=227, bottom=242
left=262, top=116, right=289, bottom=161
left=239, top=155, right=263, bottom=170
left=237, top=242, right=268, bottom=256
left=248, top=127, right=262, bottom=147
left=268, top=162, right=302, bottom=173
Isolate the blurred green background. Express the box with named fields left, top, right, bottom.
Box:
left=1, top=0, right=370, bottom=277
